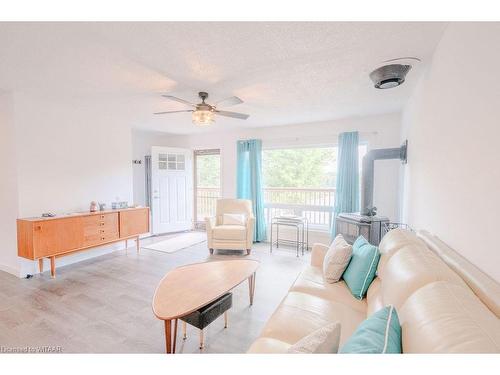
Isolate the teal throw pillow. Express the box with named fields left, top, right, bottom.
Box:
left=340, top=305, right=402, bottom=354
left=342, top=235, right=380, bottom=299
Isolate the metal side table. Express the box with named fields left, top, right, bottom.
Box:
left=270, top=216, right=309, bottom=257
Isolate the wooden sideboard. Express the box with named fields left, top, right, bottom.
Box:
left=17, top=207, right=150, bottom=278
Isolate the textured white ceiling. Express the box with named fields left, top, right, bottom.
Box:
left=0, top=22, right=447, bottom=134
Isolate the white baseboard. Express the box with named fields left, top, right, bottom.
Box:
left=0, top=262, right=21, bottom=278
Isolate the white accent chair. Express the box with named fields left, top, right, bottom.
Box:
left=205, top=199, right=255, bottom=255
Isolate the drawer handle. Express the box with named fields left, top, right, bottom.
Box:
left=101, top=237, right=105, bottom=240
left=100, top=230, right=105, bottom=233
left=100, top=222, right=105, bottom=226
left=100, top=215, right=105, bottom=219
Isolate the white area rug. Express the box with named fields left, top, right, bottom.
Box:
left=143, top=231, right=207, bottom=253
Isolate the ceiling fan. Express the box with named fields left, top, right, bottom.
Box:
left=154, top=91, right=249, bottom=126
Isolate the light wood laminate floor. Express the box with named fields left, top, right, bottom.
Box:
left=0, top=234, right=309, bottom=353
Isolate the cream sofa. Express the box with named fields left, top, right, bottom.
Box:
left=206, top=199, right=255, bottom=255
left=248, top=229, right=500, bottom=353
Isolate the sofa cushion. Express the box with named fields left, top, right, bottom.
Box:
left=377, top=229, right=427, bottom=277
left=247, top=337, right=292, bottom=353
left=366, top=277, right=384, bottom=316
left=379, top=228, right=421, bottom=254
left=291, top=266, right=367, bottom=314
left=342, top=236, right=380, bottom=300
left=340, top=305, right=402, bottom=354
left=287, top=322, right=341, bottom=354
left=418, top=230, right=500, bottom=318
left=311, top=243, right=329, bottom=267
left=323, top=234, right=352, bottom=283
left=259, top=291, right=366, bottom=346
left=213, top=224, right=246, bottom=241
left=380, top=244, right=467, bottom=309
left=399, top=281, right=500, bottom=353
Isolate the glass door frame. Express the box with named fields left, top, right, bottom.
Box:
left=193, top=149, right=222, bottom=229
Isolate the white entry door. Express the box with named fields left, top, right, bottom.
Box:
left=151, top=146, right=193, bottom=234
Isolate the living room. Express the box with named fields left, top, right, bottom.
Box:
left=1, top=1, right=499, bottom=374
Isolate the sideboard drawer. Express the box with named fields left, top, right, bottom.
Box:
left=81, top=213, right=118, bottom=227
left=82, top=232, right=120, bottom=247
left=83, top=224, right=119, bottom=237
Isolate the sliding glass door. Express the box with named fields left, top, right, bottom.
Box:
left=194, top=149, right=221, bottom=228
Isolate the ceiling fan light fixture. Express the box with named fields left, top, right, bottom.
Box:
left=157, top=91, right=248, bottom=124
left=192, top=109, right=214, bottom=126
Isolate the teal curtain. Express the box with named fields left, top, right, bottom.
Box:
left=236, top=139, right=267, bottom=242
left=332, top=131, right=360, bottom=237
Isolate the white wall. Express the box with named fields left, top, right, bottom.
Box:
left=131, top=129, right=188, bottom=206
left=2, top=92, right=136, bottom=277
left=401, top=23, right=500, bottom=282
left=0, top=92, right=20, bottom=275
left=14, top=93, right=134, bottom=216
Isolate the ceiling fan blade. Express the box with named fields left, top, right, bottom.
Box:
left=161, top=95, right=197, bottom=107
left=154, top=110, right=194, bottom=115
left=216, top=96, right=244, bottom=107
left=216, top=110, right=250, bottom=120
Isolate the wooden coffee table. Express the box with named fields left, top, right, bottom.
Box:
left=152, top=259, right=259, bottom=353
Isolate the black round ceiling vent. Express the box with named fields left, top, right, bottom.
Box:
left=370, top=64, right=412, bottom=89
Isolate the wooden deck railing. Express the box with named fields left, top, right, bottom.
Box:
left=196, top=187, right=220, bottom=222
left=263, top=187, right=335, bottom=229
left=197, top=187, right=335, bottom=230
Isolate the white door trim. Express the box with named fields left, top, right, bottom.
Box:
left=151, top=146, right=193, bottom=235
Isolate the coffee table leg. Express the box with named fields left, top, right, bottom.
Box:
left=248, top=272, right=256, bottom=305
left=164, top=320, right=172, bottom=353
left=164, top=319, right=178, bottom=354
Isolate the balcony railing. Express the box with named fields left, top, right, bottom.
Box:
left=196, top=187, right=220, bottom=222
left=264, top=187, right=335, bottom=230
left=197, top=187, right=335, bottom=230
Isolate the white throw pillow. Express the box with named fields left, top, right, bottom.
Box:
left=287, top=322, right=341, bottom=354
left=223, top=213, right=246, bottom=226
left=323, top=234, right=353, bottom=283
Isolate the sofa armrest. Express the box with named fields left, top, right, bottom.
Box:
left=311, top=243, right=329, bottom=267
left=205, top=217, right=216, bottom=247
left=205, top=216, right=216, bottom=230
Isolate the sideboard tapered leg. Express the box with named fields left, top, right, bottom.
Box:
left=50, top=256, right=56, bottom=278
